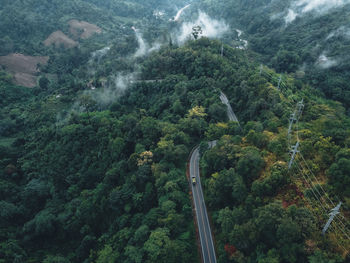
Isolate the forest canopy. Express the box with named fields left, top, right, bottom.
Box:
left=0, top=1, right=349, bottom=262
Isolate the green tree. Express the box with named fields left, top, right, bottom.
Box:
left=144, top=228, right=170, bottom=262
left=236, top=148, right=265, bottom=184
left=95, top=245, right=119, bottom=263
left=327, top=150, right=350, bottom=197
left=39, top=76, right=50, bottom=90
left=272, top=50, right=301, bottom=73
left=43, top=255, right=70, bottom=263
left=192, top=25, right=203, bottom=40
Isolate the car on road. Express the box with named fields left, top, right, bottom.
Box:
left=192, top=176, right=196, bottom=185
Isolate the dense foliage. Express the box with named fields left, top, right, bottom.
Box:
left=199, top=0, right=350, bottom=109
left=1, top=1, right=350, bottom=262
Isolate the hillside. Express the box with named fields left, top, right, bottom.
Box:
left=199, top=0, right=350, bottom=109
left=1, top=37, right=349, bottom=262
left=0, top=1, right=350, bottom=263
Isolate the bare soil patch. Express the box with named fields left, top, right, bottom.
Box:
left=0, top=53, right=49, bottom=87
left=44, top=31, right=78, bottom=49
left=68, top=20, right=102, bottom=39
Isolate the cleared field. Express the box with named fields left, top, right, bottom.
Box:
left=44, top=31, right=79, bottom=49
left=68, top=20, right=102, bottom=39
left=0, top=53, right=49, bottom=87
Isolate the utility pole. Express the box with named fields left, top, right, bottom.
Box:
left=322, top=202, right=342, bottom=235
left=288, top=141, right=300, bottom=169
left=277, top=75, right=282, bottom=90
left=221, top=44, right=224, bottom=57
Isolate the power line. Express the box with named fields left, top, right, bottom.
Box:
left=328, top=224, right=350, bottom=254
left=294, top=162, right=350, bottom=252
left=295, top=161, right=329, bottom=216
left=299, top=153, right=337, bottom=207
left=298, top=154, right=350, bottom=232
left=263, top=62, right=350, bottom=251
left=288, top=99, right=350, bottom=245
left=296, top=158, right=350, bottom=238
left=296, top=158, right=331, bottom=209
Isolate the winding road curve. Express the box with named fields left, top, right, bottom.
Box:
left=190, top=145, right=217, bottom=263
left=189, top=90, right=238, bottom=263
left=219, top=91, right=240, bottom=124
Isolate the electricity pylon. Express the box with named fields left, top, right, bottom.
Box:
left=322, top=202, right=342, bottom=235
left=288, top=141, right=300, bottom=169
left=277, top=75, right=282, bottom=90
left=288, top=112, right=297, bottom=137
left=288, top=99, right=304, bottom=137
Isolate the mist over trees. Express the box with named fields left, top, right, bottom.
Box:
left=200, top=0, right=350, bottom=109
left=0, top=0, right=350, bottom=262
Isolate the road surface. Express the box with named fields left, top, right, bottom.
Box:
left=188, top=91, right=238, bottom=263
left=190, top=146, right=217, bottom=263
left=219, top=91, right=240, bottom=124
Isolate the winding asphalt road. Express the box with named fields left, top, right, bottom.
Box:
left=190, top=145, right=217, bottom=263
left=189, top=90, right=239, bottom=263
left=219, top=91, right=240, bottom=124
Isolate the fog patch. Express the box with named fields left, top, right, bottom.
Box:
left=326, top=26, right=350, bottom=40
left=91, top=46, right=111, bottom=62
left=174, top=11, right=229, bottom=44
left=88, top=46, right=111, bottom=75
left=153, top=10, right=166, bottom=19
left=148, top=42, right=162, bottom=53
left=132, top=27, right=147, bottom=58
left=316, top=53, right=338, bottom=69
left=236, top=29, right=248, bottom=49
left=285, top=9, right=298, bottom=24
left=296, top=0, right=349, bottom=13
left=284, top=0, right=350, bottom=23
left=88, top=72, right=137, bottom=105
left=132, top=27, right=162, bottom=57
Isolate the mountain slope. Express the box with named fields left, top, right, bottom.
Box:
left=1, top=37, right=349, bottom=262
left=199, top=0, right=350, bottom=109
left=1, top=1, right=350, bottom=262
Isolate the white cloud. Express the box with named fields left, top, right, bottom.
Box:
left=132, top=27, right=162, bottom=57
left=326, top=26, right=350, bottom=40
left=175, top=11, right=229, bottom=44
left=316, top=53, right=338, bottom=69
left=91, top=46, right=110, bottom=61
left=236, top=29, right=248, bottom=49
left=296, top=0, right=349, bottom=13
left=84, top=72, right=138, bottom=107
left=285, top=9, right=298, bottom=24
left=285, top=0, right=350, bottom=23
left=133, top=27, right=148, bottom=58
left=87, top=46, right=111, bottom=75
left=153, top=10, right=166, bottom=19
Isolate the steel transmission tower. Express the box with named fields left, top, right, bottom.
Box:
left=322, top=202, right=342, bottom=235
left=277, top=75, right=282, bottom=90
left=288, top=141, right=300, bottom=169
